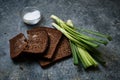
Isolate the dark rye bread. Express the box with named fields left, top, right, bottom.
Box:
left=39, top=35, right=71, bottom=67
left=23, top=30, right=48, bottom=54
left=27, top=27, right=62, bottom=59
left=9, top=33, right=27, bottom=58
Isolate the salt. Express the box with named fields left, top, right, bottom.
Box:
left=23, top=10, right=41, bottom=25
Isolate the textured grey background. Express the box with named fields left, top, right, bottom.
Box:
left=0, top=0, right=120, bottom=80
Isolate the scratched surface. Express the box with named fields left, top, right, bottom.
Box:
left=0, top=0, right=120, bottom=80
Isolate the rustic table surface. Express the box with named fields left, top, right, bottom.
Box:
left=0, top=0, right=120, bottom=80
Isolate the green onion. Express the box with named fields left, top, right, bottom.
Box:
left=51, top=15, right=108, bottom=46
left=50, top=15, right=111, bottom=69
left=81, top=29, right=112, bottom=41
left=70, top=41, right=79, bottom=65
left=77, top=45, right=98, bottom=68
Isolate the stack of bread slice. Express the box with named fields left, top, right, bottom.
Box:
left=9, top=27, right=71, bottom=68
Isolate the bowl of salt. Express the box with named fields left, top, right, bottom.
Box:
left=22, top=7, right=41, bottom=25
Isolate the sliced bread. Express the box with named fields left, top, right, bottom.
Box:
left=23, top=30, right=48, bottom=54
left=9, top=33, right=27, bottom=58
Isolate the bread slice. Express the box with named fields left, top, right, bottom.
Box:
left=39, top=35, right=71, bottom=67
left=23, top=30, right=48, bottom=54
left=9, top=33, right=27, bottom=58
left=27, top=27, right=62, bottom=59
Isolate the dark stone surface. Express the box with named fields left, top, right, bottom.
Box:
left=0, top=0, right=120, bottom=80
